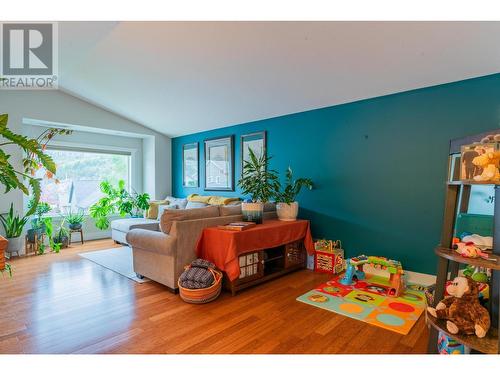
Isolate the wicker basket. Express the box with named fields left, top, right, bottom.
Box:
left=178, top=266, right=223, bottom=304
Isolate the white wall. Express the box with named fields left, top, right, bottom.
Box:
left=0, top=90, right=171, bottom=248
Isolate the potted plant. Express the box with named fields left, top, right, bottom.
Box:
left=274, top=167, right=313, bottom=221
left=0, top=203, right=29, bottom=256
left=66, top=208, right=85, bottom=230
left=0, top=113, right=71, bottom=272
left=89, top=179, right=150, bottom=230
left=238, top=148, right=280, bottom=224
left=48, top=218, right=69, bottom=252
left=26, top=199, right=52, bottom=243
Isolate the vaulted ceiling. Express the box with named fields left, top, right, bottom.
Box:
left=58, top=21, right=500, bottom=137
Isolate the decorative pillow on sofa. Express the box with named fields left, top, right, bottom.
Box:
left=160, top=205, right=220, bottom=234
left=187, top=193, right=240, bottom=206
left=164, top=196, right=188, bottom=209
left=220, top=204, right=242, bottom=216
left=144, top=200, right=169, bottom=219
left=157, top=204, right=178, bottom=220
left=185, top=201, right=209, bottom=209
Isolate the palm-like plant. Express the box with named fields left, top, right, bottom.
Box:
left=238, top=148, right=280, bottom=203
left=0, top=113, right=72, bottom=216
left=275, top=167, right=313, bottom=204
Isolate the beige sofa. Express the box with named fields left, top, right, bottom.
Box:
left=126, top=205, right=276, bottom=292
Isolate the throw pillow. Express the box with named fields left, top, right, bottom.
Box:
left=144, top=200, right=169, bottom=219
left=185, top=201, right=209, bottom=209
left=157, top=204, right=178, bottom=220
left=164, top=196, right=188, bottom=209
left=160, top=205, right=220, bottom=234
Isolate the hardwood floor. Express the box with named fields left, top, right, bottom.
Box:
left=0, top=239, right=429, bottom=354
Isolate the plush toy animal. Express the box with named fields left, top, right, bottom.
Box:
left=427, top=276, right=490, bottom=338
left=472, top=151, right=500, bottom=182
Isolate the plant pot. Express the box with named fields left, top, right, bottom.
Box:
left=0, top=235, right=7, bottom=270
left=241, top=202, right=264, bottom=224
left=27, top=227, right=44, bottom=243
left=5, top=236, right=23, bottom=255
left=53, top=235, right=69, bottom=249
left=276, top=201, right=299, bottom=221
left=68, top=223, right=82, bottom=230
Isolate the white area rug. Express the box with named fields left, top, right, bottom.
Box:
left=79, top=246, right=149, bottom=283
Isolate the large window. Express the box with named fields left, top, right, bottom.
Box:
left=37, top=148, right=131, bottom=214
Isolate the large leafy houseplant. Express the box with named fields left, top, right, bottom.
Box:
left=0, top=113, right=71, bottom=274
left=89, top=179, right=150, bottom=230
left=274, top=167, right=313, bottom=221
left=238, top=148, right=280, bottom=223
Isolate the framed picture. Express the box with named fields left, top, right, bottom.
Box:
left=182, top=143, right=199, bottom=187
left=241, top=131, right=266, bottom=173
left=204, top=136, right=234, bottom=191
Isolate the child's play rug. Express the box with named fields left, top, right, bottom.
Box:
left=296, top=274, right=426, bottom=335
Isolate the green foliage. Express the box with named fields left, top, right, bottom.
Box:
left=0, top=113, right=72, bottom=216
left=275, top=166, right=313, bottom=204
left=0, top=203, right=28, bottom=238
left=65, top=209, right=85, bottom=225
left=1, top=263, right=13, bottom=277
left=238, top=148, right=280, bottom=203
left=28, top=198, right=52, bottom=230
left=89, top=179, right=150, bottom=230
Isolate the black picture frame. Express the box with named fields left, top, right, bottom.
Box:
left=204, top=135, right=234, bottom=191
left=241, top=131, right=266, bottom=174
left=182, top=142, right=199, bottom=188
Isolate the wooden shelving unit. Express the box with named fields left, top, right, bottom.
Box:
left=427, top=131, right=500, bottom=354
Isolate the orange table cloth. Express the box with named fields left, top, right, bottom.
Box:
left=195, top=219, right=315, bottom=281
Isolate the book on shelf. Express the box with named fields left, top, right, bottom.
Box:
left=218, top=222, right=257, bottom=231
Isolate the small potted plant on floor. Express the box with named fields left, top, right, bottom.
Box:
left=66, top=209, right=85, bottom=230
left=0, top=203, right=29, bottom=256
left=274, top=167, right=313, bottom=221
left=238, top=148, right=280, bottom=224
left=52, top=218, right=70, bottom=250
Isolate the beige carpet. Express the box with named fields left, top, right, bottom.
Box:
left=79, top=246, right=149, bottom=283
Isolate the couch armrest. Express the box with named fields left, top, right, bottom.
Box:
left=126, top=229, right=176, bottom=256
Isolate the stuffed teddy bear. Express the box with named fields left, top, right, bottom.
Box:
left=472, top=151, right=500, bottom=182
left=427, top=276, right=490, bottom=338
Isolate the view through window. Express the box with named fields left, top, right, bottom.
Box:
left=36, top=148, right=131, bottom=214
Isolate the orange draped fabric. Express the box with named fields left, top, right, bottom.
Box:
left=195, top=219, right=315, bottom=281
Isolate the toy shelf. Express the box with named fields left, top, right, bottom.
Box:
left=435, top=247, right=500, bottom=271
left=427, top=313, right=498, bottom=354
left=428, top=131, right=500, bottom=354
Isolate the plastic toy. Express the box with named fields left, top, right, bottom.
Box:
left=339, top=255, right=405, bottom=297
left=453, top=241, right=490, bottom=260
left=437, top=332, right=471, bottom=354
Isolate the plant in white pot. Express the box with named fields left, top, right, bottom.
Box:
left=0, top=203, right=29, bottom=256
left=238, top=148, right=280, bottom=224
left=275, top=167, right=313, bottom=221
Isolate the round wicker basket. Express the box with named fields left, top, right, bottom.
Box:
left=178, top=266, right=223, bottom=304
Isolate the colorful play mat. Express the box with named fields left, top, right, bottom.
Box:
left=296, top=274, right=426, bottom=335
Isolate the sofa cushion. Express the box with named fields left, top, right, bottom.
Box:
left=111, top=218, right=160, bottom=232
left=185, top=201, right=209, bottom=209
left=220, top=204, right=242, bottom=216
left=164, top=196, right=188, bottom=209
left=160, top=205, right=220, bottom=234
left=144, top=200, right=169, bottom=219
left=157, top=204, right=178, bottom=220
left=188, top=193, right=240, bottom=206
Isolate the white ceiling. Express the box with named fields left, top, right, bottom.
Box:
left=58, top=21, right=500, bottom=137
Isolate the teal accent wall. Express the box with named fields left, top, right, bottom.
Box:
left=172, top=73, right=500, bottom=275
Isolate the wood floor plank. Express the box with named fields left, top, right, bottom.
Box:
left=0, top=239, right=429, bottom=354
